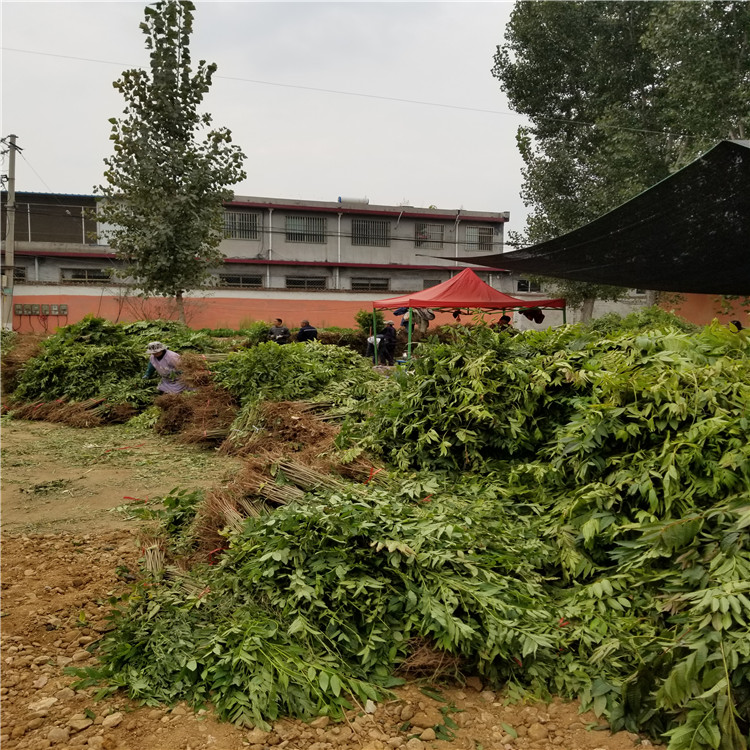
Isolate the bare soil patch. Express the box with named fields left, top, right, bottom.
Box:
left=1, top=420, right=646, bottom=750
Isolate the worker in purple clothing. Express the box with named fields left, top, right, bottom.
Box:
left=143, top=341, right=187, bottom=394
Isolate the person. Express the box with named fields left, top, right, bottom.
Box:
left=496, top=314, right=513, bottom=330
left=296, top=320, right=318, bottom=342
left=728, top=320, right=744, bottom=332
left=400, top=308, right=434, bottom=335
left=268, top=318, right=291, bottom=344
left=143, top=341, right=187, bottom=394
left=379, top=321, right=397, bottom=365
left=365, top=332, right=384, bottom=363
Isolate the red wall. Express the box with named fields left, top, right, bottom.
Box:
left=9, top=292, right=459, bottom=333
left=660, top=293, right=749, bottom=327
left=11, top=290, right=746, bottom=334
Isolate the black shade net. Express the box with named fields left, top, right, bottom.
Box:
left=463, top=140, right=750, bottom=295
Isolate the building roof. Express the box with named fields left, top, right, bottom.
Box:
left=3, top=191, right=97, bottom=200
left=228, top=196, right=509, bottom=223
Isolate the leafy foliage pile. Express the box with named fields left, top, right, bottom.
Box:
left=79, top=479, right=550, bottom=727
left=588, top=306, right=699, bottom=336
left=213, top=341, right=379, bottom=404
left=1, top=328, right=18, bottom=354
left=70, top=319, right=750, bottom=748
left=9, top=317, right=233, bottom=407
left=13, top=318, right=146, bottom=404
left=346, top=322, right=746, bottom=471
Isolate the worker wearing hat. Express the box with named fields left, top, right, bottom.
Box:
left=143, top=341, right=187, bottom=394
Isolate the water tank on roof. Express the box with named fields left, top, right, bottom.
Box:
left=337, top=196, right=370, bottom=204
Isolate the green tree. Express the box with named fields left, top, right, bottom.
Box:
left=493, top=1, right=750, bottom=320
left=98, top=0, right=246, bottom=322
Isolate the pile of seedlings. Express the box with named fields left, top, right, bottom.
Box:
left=65, top=316, right=750, bottom=750
left=4, top=316, right=241, bottom=427
left=3, top=317, right=382, bottom=433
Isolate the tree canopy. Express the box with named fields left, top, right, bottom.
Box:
left=98, top=0, right=246, bottom=321
left=492, top=1, right=750, bottom=313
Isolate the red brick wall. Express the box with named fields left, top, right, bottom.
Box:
left=660, top=293, right=749, bottom=326
left=9, top=292, right=460, bottom=333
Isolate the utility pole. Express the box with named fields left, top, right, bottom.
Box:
left=2, top=134, right=18, bottom=331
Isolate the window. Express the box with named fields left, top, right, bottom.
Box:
left=414, top=223, right=444, bottom=249
left=423, top=279, right=441, bottom=289
left=219, top=274, right=263, bottom=288
left=516, top=278, right=541, bottom=293
left=351, top=278, right=390, bottom=291
left=61, top=268, right=112, bottom=283
left=285, top=276, right=327, bottom=290
left=224, top=211, right=260, bottom=240
left=2, top=266, right=26, bottom=282
left=634, top=289, right=646, bottom=295
left=352, top=219, right=390, bottom=247
left=465, top=226, right=494, bottom=252
left=285, top=215, right=327, bottom=243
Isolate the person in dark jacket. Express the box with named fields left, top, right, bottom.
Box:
left=268, top=318, right=291, bottom=344
left=379, top=321, right=397, bottom=365
left=296, top=320, right=318, bottom=342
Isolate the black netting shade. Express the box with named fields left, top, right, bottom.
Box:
left=464, top=140, right=750, bottom=295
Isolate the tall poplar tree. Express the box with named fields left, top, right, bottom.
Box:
left=493, top=1, right=750, bottom=319
left=98, top=0, right=246, bottom=322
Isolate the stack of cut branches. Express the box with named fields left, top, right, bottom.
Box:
left=10, top=397, right=136, bottom=428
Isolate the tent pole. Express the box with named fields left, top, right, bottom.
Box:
left=372, top=308, right=378, bottom=364
left=563, top=306, right=567, bottom=325
left=408, top=307, right=413, bottom=358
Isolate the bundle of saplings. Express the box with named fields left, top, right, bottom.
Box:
left=213, top=340, right=380, bottom=405
left=8, top=317, right=241, bottom=423
left=12, top=316, right=147, bottom=405
left=74, top=477, right=556, bottom=728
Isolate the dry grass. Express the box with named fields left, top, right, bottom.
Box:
left=397, top=638, right=462, bottom=680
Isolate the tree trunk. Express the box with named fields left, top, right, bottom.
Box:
left=175, top=292, right=186, bottom=324
left=580, top=297, right=595, bottom=323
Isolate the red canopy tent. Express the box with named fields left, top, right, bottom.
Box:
left=372, top=269, right=566, bottom=357
left=373, top=268, right=565, bottom=311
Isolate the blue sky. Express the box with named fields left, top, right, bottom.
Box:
left=2, top=1, right=529, bottom=230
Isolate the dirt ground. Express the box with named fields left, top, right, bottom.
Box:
left=1, top=419, right=651, bottom=750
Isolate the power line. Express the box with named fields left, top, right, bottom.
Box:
left=1, top=45, right=692, bottom=138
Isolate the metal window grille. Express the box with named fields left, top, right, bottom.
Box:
left=285, top=216, right=327, bottom=243
left=61, top=268, right=112, bottom=283
left=224, top=211, right=260, bottom=240
left=516, top=279, right=541, bottom=293
left=422, top=279, right=442, bottom=289
left=351, top=278, right=390, bottom=291
left=219, top=274, right=263, bottom=288
left=465, top=225, right=494, bottom=252
left=285, top=276, right=327, bottom=290
left=2, top=265, right=27, bottom=282
left=351, top=219, right=390, bottom=247
left=414, top=223, right=444, bottom=249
